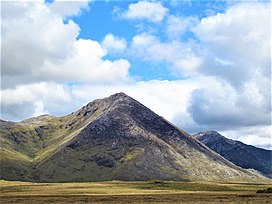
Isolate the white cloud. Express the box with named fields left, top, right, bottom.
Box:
left=71, top=80, right=197, bottom=121
left=193, top=2, right=271, bottom=88
left=102, top=33, right=127, bottom=53
left=123, top=1, right=168, bottom=23
left=2, top=2, right=79, bottom=79
left=1, top=83, right=71, bottom=107
left=131, top=33, right=202, bottom=76
left=1, top=80, right=197, bottom=125
left=220, top=126, right=272, bottom=150
left=1, top=1, right=131, bottom=88
left=33, top=101, right=48, bottom=117
left=40, top=38, right=131, bottom=84
left=1, top=82, right=72, bottom=121
left=183, top=2, right=271, bottom=138
left=188, top=76, right=270, bottom=129
left=237, top=134, right=272, bottom=150
left=167, top=15, right=198, bottom=39
left=48, top=0, right=90, bottom=19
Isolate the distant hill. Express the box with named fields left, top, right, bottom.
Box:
left=0, top=93, right=269, bottom=182
left=194, top=130, right=272, bottom=178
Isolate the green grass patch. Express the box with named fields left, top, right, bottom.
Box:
left=256, top=188, right=272, bottom=193
left=132, top=180, right=236, bottom=191
left=120, top=148, right=144, bottom=162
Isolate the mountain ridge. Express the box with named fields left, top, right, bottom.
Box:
left=194, top=130, right=272, bottom=178
left=0, top=93, right=270, bottom=182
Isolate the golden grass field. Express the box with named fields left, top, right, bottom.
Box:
left=1, top=180, right=271, bottom=204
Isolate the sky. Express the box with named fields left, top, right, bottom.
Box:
left=1, top=0, right=271, bottom=149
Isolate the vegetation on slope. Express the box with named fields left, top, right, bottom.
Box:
left=0, top=93, right=270, bottom=183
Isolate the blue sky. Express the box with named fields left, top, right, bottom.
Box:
left=72, top=0, right=227, bottom=81
left=74, top=1, right=225, bottom=41
left=1, top=0, right=271, bottom=149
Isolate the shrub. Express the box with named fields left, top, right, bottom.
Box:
left=256, top=188, right=272, bottom=193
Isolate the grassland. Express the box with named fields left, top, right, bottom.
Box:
left=1, top=180, right=271, bottom=204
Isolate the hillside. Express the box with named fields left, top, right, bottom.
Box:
left=0, top=93, right=269, bottom=182
left=194, top=130, right=272, bottom=178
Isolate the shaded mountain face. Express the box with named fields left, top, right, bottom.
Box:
left=194, top=131, right=272, bottom=179
left=0, top=93, right=269, bottom=182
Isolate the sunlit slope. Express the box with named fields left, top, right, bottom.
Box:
left=0, top=93, right=270, bottom=183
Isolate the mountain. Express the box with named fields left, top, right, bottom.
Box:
left=0, top=93, right=269, bottom=182
left=194, top=130, right=272, bottom=178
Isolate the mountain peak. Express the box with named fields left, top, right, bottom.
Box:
left=75, top=92, right=137, bottom=118
left=109, top=92, right=130, bottom=99
left=197, top=130, right=219, bottom=135
left=19, top=114, right=55, bottom=126
left=194, top=130, right=222, bottom=139
left=106, top=92, right=135, bottom=105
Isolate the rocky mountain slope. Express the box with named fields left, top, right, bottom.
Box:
left=194, top=130, right=272, bottom=178
left=0, top=93, right=269, bottom=182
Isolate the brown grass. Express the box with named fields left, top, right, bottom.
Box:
left=1, top=180, right=271, bottom=204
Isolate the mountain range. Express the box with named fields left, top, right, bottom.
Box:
left=194, top=130, right=272, bottom=179
left=0, top=93, right=270, bottom=182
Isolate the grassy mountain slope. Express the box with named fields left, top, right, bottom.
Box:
left=0, top=93, right=270, bottom=183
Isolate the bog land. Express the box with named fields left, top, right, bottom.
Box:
left=0, top=180, right=271, bottom=204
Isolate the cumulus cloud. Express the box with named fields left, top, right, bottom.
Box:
left=193, top=2, right=271, bottom=88
left=131, top=33, right=202, bottom=76
left=2, top=2, right=79, bottom=77
left=1, top=1, right=131, bottom=88
left=123, top=1, right=168, bottom=23
left=1, top=82, right=72, bottom=121
left=1, top=80, right=197, bottom=124
left=40, top=39, right=131, bottom=84
left=48, top=0, right=90, bottom=19
left=102, top=33, right=127, bottom=53
left=188, top=77, right=270, bottom=129
left=33, top=101, right=48, bottom=118
left=221, top=126, right=272, bottom=150
left=167, top=15, right=198, bottom=40
left=172, top=76, right=271, bottom=150
left=70, top=80, right=197, bottom=122
left=184, top=2, right=271, bottom=135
